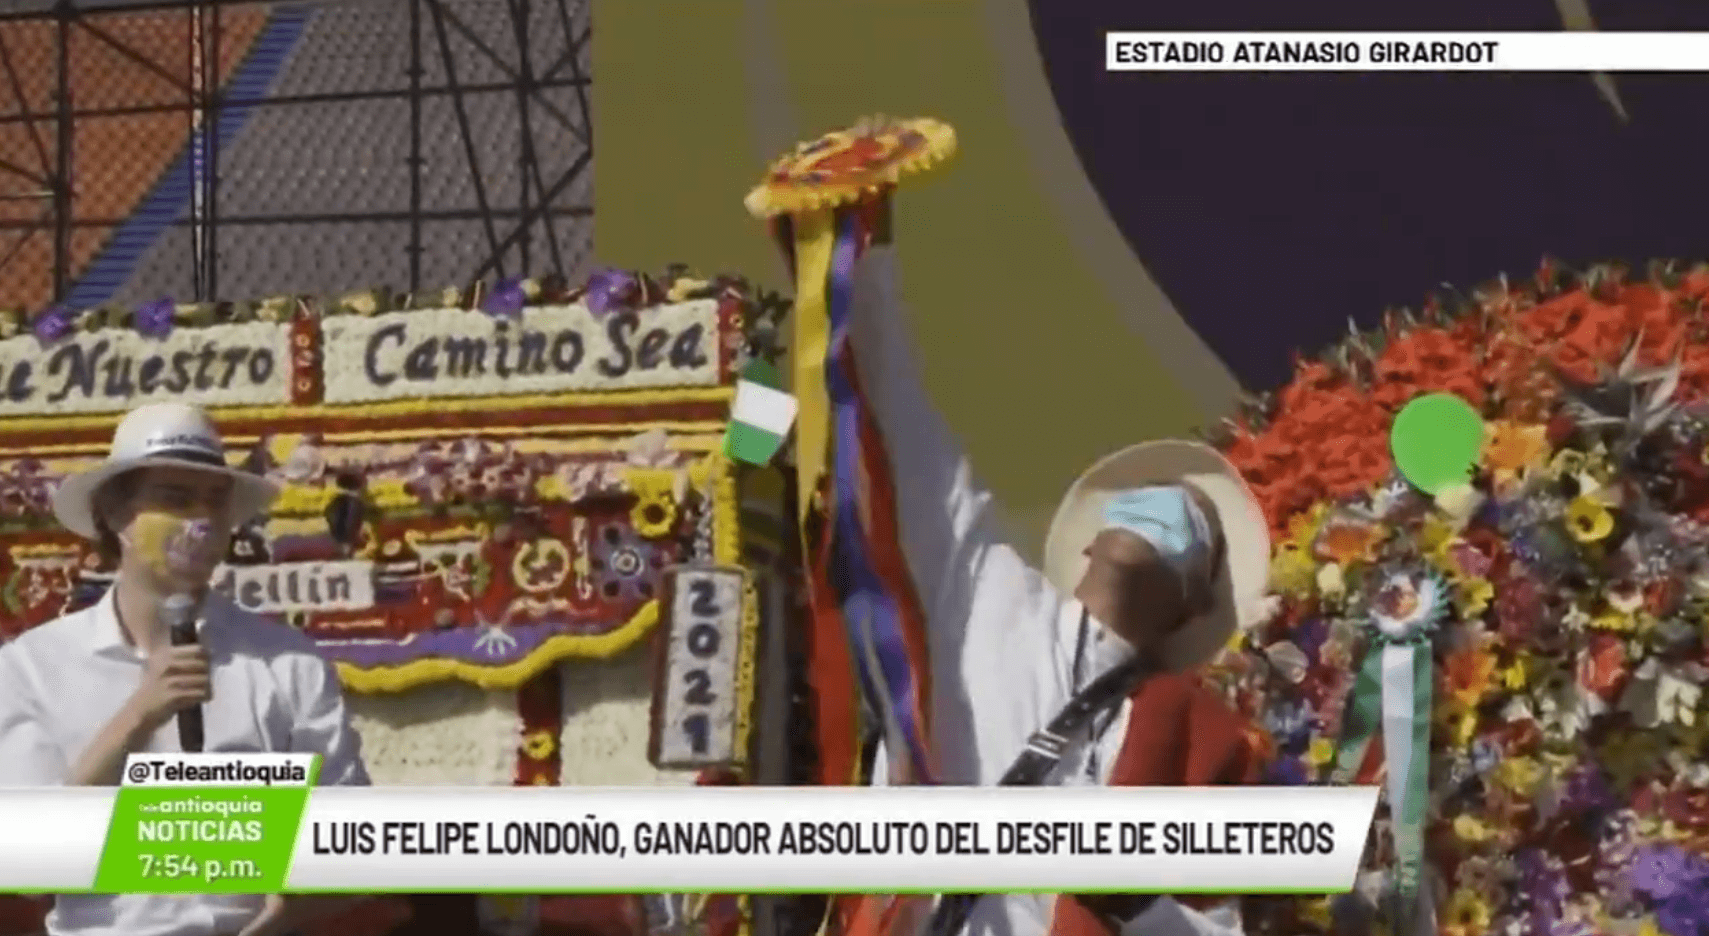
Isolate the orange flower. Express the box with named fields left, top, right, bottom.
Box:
left=1442, top=645, right=1498, bottom=709
left=1483, top=422, right=1550, bottom=487
left=1313, top=514, right=1386, bottom=565
left=1576, top=635, right=1629, bottom=702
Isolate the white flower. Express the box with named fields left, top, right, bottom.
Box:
left=1367, top=476, right=1412, bottom=519
left=1433, top=482, right=1484, bottom=528
left=1253, top=593, right=1284, bottom=624
left=625, top=428, right=675, bottom=468
left=625, top=428, right=689, bottom=501
left=1668, top=750, right=1709, bottom=787
left=1539, top=677, right=1601, bottom=738
left=1655, top=665, right=1704, bottom=727
left=1316, top=563, right=1346, bottom=598
left=555, top=460, right=616, bottom=502
left=281, top=439, right=326, bottom=483
left=1263, top=641, right=1309, bottom=684
left=1502, top=696, right=1534, bottom=723
left=341, top=291, right=378, bottom=315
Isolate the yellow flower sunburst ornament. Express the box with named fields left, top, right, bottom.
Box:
left=743, top=116, right=957, bottom=219
left=522, top=729, right=557, bottom=761
left=632, top=493, right=678, bottom=539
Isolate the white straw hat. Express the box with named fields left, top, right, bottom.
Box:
left=51, top=402, right=280, bottom=540
left=1043, top=439, right=1272, bottom=671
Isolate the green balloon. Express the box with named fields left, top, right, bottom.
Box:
left=1390, top=393, right=1485, bottom=494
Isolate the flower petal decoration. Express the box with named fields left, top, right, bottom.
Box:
left=583, top=269, right=637, bottom=318
left=134, top=297, right=174, bottom=338
left=31, top=306, right=74, bottom=345
left=743, top=116, right=957, bottom=219
left=481, top=277, right=527, bottom=319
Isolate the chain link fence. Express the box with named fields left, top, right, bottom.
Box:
left=0, top=0, right=592, bottom=313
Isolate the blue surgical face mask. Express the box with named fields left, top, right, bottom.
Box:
left=1099, top=485, right=1215, bottom=604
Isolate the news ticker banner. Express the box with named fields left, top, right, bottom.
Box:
left=1106, top=32, right=1709, bottom=71
left=0, top=754, right=1380, bottom=894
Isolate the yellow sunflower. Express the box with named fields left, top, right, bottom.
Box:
left=522, top=729, right=557, bottom=761
left=1269, top=545, right=1316, bottom=595
left=1441, top=889, right=1493, bottom=936
left=1565, top=494, right=1615, bottom=542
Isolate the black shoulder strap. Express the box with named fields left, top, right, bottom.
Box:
left=925, top=614, right=1156, bottom=936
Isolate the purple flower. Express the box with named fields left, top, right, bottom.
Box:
left=1558, top=766, right=1616, bottom=817
left=32, top=306, right=74, bottom=344
left=1656, top=892, right=1709, bottom=936
left=481, top=278, right=526, bottom=319
left=1262, top=757, right=1308, bottom=785
left=134, top=297, right=174, bottom=338
left=1626, top=847, right=1709, bottom=936
left=1470, top=737, right=1502, bottom=775
left=1263, top=698, right=1314, bottom=751
left=1517, top=849, right=1570, bottom=932
left=1628, top=845, right=1709, bottom=903
left=1292, top=617, right=1329, bottom=660
left=592, top=522, right=663, bottom=603
left=584, top=269, right=636, bottom=318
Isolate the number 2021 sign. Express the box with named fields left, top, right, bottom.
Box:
left=648, top=565, right=748, bottom=769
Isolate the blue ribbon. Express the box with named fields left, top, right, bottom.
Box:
left=824, top=210, right=934, bottom=784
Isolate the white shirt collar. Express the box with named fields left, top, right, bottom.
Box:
left=83, top=588, right=135, bottom=660
left=83, top=588, right=231, bottom=661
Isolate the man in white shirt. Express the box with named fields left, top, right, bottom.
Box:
left=0, top=402, right=369, bottom=936
left=843, top=225, right=1272, bottom=936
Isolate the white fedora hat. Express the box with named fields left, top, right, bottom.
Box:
left=52, top=402, right=280, bottom=540
left=1043, top=439, right=1272, bottom=672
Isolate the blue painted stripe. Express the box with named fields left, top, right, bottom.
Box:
left=64, top=5, right=313, bottom=310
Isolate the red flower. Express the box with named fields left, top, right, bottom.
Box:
left=1221, top=263, right=1709, bottom=534
left=1576, top=635, right=1629, bottom=703
left=1661, top=788, right=1709, bottom=835
left=1493, top=573, right=1544, bottom=643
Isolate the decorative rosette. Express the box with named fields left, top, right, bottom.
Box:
left=1365, top=568, right=1448, bottom=646
left=1202, top=260, right=1709, bottom=936
left=743, top=116, right=956, bottom=219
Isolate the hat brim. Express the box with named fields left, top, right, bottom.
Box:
left=1042, top=439, right=1271, bottom=672
left=52, top=457, right=281, bottom=540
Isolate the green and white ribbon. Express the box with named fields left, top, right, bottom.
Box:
left=724, top=359, right=799, bottom=467
left=1332, top=571, right=1445, bottom=932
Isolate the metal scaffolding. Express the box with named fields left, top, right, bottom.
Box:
left=0, top=0, right=593, bottom=309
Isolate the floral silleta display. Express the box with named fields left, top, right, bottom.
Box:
left=1201, top=260, right=1709, bottom=936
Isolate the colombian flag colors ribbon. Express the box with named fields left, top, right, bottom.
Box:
left=747, top=119, right=955, bottom=796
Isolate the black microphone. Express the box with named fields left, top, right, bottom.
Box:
left=161, top=594, right=204, bottom=753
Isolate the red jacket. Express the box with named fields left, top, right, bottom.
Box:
left=1049, top=673, right=1266, bottom=936
left=839, top=673, right=1267, bottom=936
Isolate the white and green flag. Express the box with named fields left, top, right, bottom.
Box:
left=724, top=360, right=798, bottom=467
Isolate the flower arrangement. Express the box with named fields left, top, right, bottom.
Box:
left=0, top=266, right=791, bottom=370
left=1203, top=260, right=1709, bottom=936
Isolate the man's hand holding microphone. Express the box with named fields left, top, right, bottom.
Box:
left=66, top=596, right=209, bottom=786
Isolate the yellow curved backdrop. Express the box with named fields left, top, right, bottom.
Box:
left=596, top=0, right=1229, bottom=555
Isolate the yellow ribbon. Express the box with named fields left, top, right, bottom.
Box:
left=790, top=208, right=835, bottom=527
